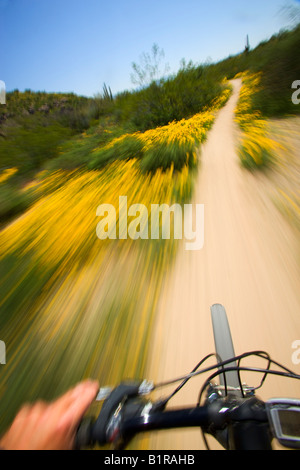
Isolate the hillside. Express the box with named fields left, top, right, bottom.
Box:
left=210, top=23, right=300, bottom=117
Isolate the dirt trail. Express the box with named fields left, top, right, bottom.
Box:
left=145, top=79, right=300, bottom=450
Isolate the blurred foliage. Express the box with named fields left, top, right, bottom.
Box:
left=267, top=116, right=300, bottom=234
left=0, top=182, right=33, bottom=224
left=89, top=87, right=231, bottom=174
left=235, top=71, right=285, bottom=169
left=0, top=116, right=74, bottom=173
left=89, top=134, right=145, bottom=170
left=0, top=159, right=194, bottom=433
left=114, top=62, right=225, bottom=131
left=0, top=87, right=115, bottom=174
left=44, top=118, right=128, bottom=172
left=251, top=26, right=300, bottom=116
left=140, top=140, right=196, bottom=174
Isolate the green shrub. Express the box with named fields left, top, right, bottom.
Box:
left=140, top=140, right=197, bottom=173
left=0, top=184, right=34, bottom=223
left=89, top=134, right=144, bottom=170
left=114, top=63, right=224, bottom=131
left=0, top=117, right=74, bottom=174
left=45, top=133, right=103, bottom=171
left=238, top=144, right=273, bottom=170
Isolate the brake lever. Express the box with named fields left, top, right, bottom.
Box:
left=75, top=380, right=156, bottom=449
left=95, top=380, right=154, bottom=402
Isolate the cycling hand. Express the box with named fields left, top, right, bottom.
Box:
left=0, top=379, right=99, bottom=450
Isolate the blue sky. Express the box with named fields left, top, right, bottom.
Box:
left=1, top=0, right=299, bottom=97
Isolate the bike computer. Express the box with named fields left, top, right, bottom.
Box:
left=266, top=398, right=300, bottom=449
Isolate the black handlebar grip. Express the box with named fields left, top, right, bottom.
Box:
left=91, top=381, right=141, bottom=445
left=74, top=417, right=95, bottom=449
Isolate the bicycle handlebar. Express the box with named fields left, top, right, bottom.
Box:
left=74, top=304, right=300, bottom=451
left=74, top=347, right=300, bottom=450
left=75, top=386, right=272, bottom=450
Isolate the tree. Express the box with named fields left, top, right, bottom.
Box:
left=130, top=43, right=170, bottom=88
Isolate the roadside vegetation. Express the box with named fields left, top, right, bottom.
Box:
left=227, top=23, right=300, bottom=234
left=234, top=71, right=284, bottom=169
left=209, top=23, right=300, bottom=117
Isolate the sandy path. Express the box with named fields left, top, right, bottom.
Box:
left=145, top=79, right=300, bottom=450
